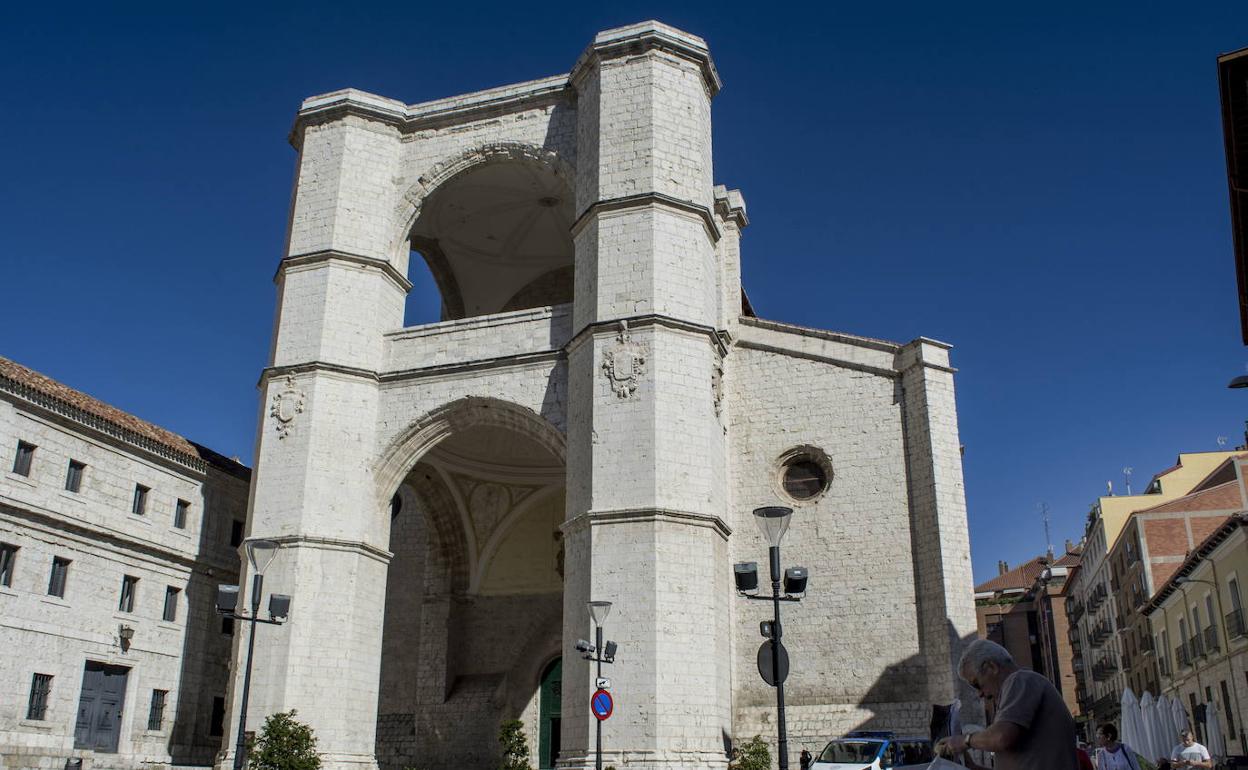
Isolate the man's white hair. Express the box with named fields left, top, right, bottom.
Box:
left=958, top=638, right=1015, bottom=676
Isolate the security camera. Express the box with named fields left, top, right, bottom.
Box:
left=575, top=639, right=596, bottom=654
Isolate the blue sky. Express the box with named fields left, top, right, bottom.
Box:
left=3, top=2, right=1247, bottom=585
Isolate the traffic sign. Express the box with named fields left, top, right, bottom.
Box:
left=592, top=688, right=614, bottom=720
left=757, top=640, right=790, bottom=687
left=595, top=677, right=611, bottom=689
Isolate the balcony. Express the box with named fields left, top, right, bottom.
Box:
left=1176, top=644, right=1192, bottom=669
left=1158, top=655, right=1171, bottom=677
left=1190, top=635, right=1206, bottom=659
left=1228, top=608, right=1247, bottom=640
left=1204, top=625, right=1220, bottom=654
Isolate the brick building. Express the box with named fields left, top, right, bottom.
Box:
left=225, top=20, right=980, bottom=770
left=975, top=547, right=1082, bottom=717
left=0, top=356, right=249, bottom=769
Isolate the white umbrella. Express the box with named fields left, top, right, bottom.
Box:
left=1121, top=687, right=1144, bottom=758
left=1206, top=700, right=1226, bottom=759
left=1139, top=691, right=1159, bottom=762
left=1172, top=696, right=1191, bottom=755
left=1153, top=695, right=1175, bottom=763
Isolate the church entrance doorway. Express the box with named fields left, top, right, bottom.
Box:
left=375, top=408, right=566, bottom=770
left=538, top=657, right=562, bottom=769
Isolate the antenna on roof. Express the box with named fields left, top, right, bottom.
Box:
left=1038, top=502, right=1053, bottom=561
left=1107, top=480, right=1113, bottom=496
left=1123, top=467, right=1133, bottom=496
left=1219, top=436, right=1229, bottom=449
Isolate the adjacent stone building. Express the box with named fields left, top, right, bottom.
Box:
left=0, top=356, right=249, bottom=769
left=224, top=20, right=979, bottom=770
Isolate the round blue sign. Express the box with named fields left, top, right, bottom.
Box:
left=592, top=688, right=613, bottom=720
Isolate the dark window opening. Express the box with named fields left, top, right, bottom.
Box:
left=13, top=441, right=35, bottom=477
left=0, top=542, right=17, bottom=587
left=132, top=484, right=149, bottom=515
left=65, top=460, right=85, bottom=492
left=163, top=586, right=179, bottom=622
left=119, top=575, right=138, bottom=613
left=230, top=519, right=245, bottom=548
left=209, top=696, right=226, bottom=736
left=148, top=689, right=167, bottom=731
left=48, top=557, right=70, bottom=598
left=27, top=673, right=52, bottom=720
left=174, top=499, right=189, bottom=529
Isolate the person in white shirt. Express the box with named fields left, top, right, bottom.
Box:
left=1170, top=729, right=1212, bottom=769
left=1095, top=723, right=1141, bottom=770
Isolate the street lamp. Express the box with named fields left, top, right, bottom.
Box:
left=217, top=539, right=292, bottom=770
left=576, top=600, right=617, bottom=770
left=733, top=506, right=809, bottom=770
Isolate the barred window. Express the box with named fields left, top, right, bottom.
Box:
left=27, top=673, right=52, bottom=720
left=119, top=575, right=138, bottom=613
left=48, top=557, right=70, bottom=598
left=132, top=484, right=149, bottom=515
left=0, top=542, right=17, bottom=587
left=148, top=689, right=168, bottom=731
left=174, top=499, right=189, bottom=530
left=65, top=460, right=85, bottom=492
left=13, top=441, right=35, bottom=477
left=163, top=586, right=179, bottom=622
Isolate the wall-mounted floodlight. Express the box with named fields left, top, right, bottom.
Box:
left=784, top=567, right=808, bottom=596
left=603, top=640, right=618, bottom=663
left=268, top=594, right=292, bottom=620
left=216, top=584, right=240, bottom=614
left=734, top=562, right=760, bottom=593
left=575, top=639, right=596, bottom=654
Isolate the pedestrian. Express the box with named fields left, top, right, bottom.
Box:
left=1169, top=729, right=1212, bottom=768
left=1094, top=723, right=1141, bottom=770
left=799, top=748, right=812, bottom=770
left=1075, top=740, right=1094, bottom=770
left=934, top=638, right=1079, bottom=769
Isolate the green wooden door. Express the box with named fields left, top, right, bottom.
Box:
left=539, top=658, right=562, bottom=769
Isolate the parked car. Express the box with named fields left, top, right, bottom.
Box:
left=810, top=731, right=935, bottom=770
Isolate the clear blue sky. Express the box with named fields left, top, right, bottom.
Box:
left=3, top=2, right=1247, bottom=585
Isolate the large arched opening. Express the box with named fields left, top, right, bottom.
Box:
left=403, top=146, right=575, bottom=326
left=375, top=408, right=566, bottom=770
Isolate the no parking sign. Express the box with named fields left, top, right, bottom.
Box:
left=591, top=688, right=613, bottom=720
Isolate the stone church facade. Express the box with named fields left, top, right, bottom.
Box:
left=226, top=21, right=978, bottom=770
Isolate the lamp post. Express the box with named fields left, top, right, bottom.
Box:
left=575, top=601, right=616, bottom=770
left=733, top=506, right=809, bottom=770
left=216, top=539, right=292, bottom=770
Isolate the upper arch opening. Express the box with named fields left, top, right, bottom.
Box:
left=408, top=158, right=575, bottom=323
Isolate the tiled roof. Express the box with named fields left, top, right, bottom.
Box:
left=0, top=355, right=248, bottom=478
left=1134, top=480, right=1243, bottom=514
left=975, top=548, right=1082, bottom=593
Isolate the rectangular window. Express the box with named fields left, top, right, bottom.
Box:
left=174, top=499, right=189, bottom=530
left=27, top=673, right=52, bottom=720
left=209, top=696, right=226, bottom=736
left=119, top=575, right=138, bottom=613
left=132, top=484, right=149, bottom=515
left=221, top=616, right=235, bottom=636
left=64, top=460, right=85, bottom=492
left=13, top=441, right=35, bottom=477
left=1232, top=577, right=1244, bottom=611
left=230, top=519, right=244, bottom=548
left=0, top=542, right=16, bottom=587
left=148, top=689, right=167, bottom=731
left=162, top=586, right=179, bottom=622
left=47, top=557, right=70, bottom=598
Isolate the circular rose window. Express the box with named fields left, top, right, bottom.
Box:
left=776, top=447, right=833, bottom=503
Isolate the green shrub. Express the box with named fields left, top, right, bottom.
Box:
left=734, top=735, right=771, bottom=770
left=247, top=710, right=320, bottom=770
left=498, top=719, right=532, bottom=770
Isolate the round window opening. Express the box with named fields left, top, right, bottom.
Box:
left=777, top=447, right=833, bottom=503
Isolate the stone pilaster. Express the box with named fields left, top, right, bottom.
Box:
left=897, top=338, right=980, bottom=717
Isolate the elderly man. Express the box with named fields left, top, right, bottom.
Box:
left=936, top=639, right=1078, bottom=769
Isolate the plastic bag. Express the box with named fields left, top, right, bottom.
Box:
left=925, top=758, right=968, bottom=769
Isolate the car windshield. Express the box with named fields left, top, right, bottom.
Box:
left=818, top=740, right=884, bottom=763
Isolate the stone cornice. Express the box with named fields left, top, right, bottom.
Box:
left=260, top=349, right=566, bottom=389
left=0, top=499, right=204, bottom=571
left=279, top=249, right=413, bottom=293
left=263, top=534, right=393, bottom=565
left=561, top=507, right=732, bottom=540
left=571, top=192, right=721, bottom=243
left=569, top=21, right=721, bottom=98
left=739, top=316, right=901, bottom=354
left=289, top=78, right=571, bottom=146
left=734, top=339, right=899, bottom=380
left=714, top=185, right=748, bottom=229
left=567, top=314, right=730, bottom=357
left=0, top=373, right=209, bottom=475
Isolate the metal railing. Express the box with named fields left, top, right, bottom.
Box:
left=1190, top=634, right=1206, bottom=659
left=1228, top=608, right=1247, bottom=640
left=1204, top=625, right=1220, bottom=654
